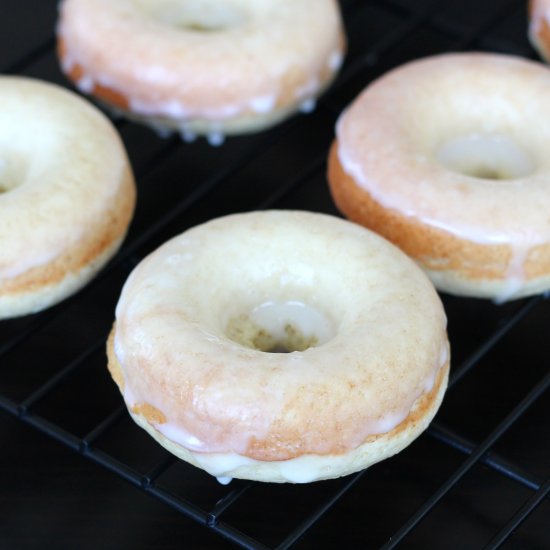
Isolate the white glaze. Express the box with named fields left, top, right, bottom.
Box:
left=295, top=77, right=320, bottom=100
left=336, top=53, right=550, bottom=299
left=58, top=0, right=345, bottom=131
left=0, top=76, right=129, bottom=282
left=0, top=155, right=25, bottom=193
left=76, top=74, right=94, bottom=93
left=114, top=211, right=448, bottom=461
left=179, top=126, right=197, bottom=143
left=149, top=121, right=172, bottom=139
left=299, top=98, right=316, bottom=114
left=337, top=120, right=542, bottom=247
left=195, top=450, right=325, bottom=484
left=245, top=300, right=337, bottom=349
left=129, top=97, right=242, bottom=121
left=216, top=476, right=233, bottom=485
left=0, top=248, right=63, bottom=280
left=436, top=133, right=534, bottom=180
left=328, top=50, right=344, bottom=71
left=156, top=423, right=208, bottom=452
left=493, top=236, right=539, bottom=304
left=206, top=130, right=225, bottom=146
left=149, top=0, right=246, bottom=31
left=249, top=94, right=277, bottom=114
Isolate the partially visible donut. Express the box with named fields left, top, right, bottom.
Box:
left=0, top=76, right=135, bottom=319
left=107, top=211, right=449, bottom=483
left=529, top=0, right=550, bottom=61
left=328, top=52, right=550, bottom=302
left=57, top=0, right=346, bottom=143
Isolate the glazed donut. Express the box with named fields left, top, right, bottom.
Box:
left=107, top=211, right=449, bottom=483
left=0, top=76, right=135, bottom=319
left=328, top=52, right=550, bottom=302
left=529, top=0, right=550, bottom=61
left=57, top=0, right=346, bottom=143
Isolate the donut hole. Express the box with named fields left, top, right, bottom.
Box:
left=148, top=0, right=245, bottom=32
left=436, top=133, right=535, bottom=180
left=225, top=300, right=337, bottom=353
left=0, top=152, right=27, bottom=193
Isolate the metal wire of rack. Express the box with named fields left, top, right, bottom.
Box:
left=0, top=1, right=549, bottom=548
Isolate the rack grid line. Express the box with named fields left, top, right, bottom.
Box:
left=381, top=372, right=550, bottom=549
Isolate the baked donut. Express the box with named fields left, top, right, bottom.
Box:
left=328, top=52, right=550, bottom=303
left=0, top=76, right=135, bottom=319
left=107, top=211, right=449, bottom=483
left=57, top=0, right=346, bottom=143
left=529, top=0, right=550, bottom=61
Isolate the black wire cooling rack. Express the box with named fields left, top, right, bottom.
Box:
left=1, top=1, right=549, bottom=548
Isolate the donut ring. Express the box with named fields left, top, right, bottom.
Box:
left=0, top=77, right=135, bottom=319
left=57, top=0, right=346, bottom=142
left=108, top=211, right=449, bottom=483
left=328, top=52, right=550, bottom=302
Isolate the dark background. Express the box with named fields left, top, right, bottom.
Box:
left=0, top=1, right=548, bottom=548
